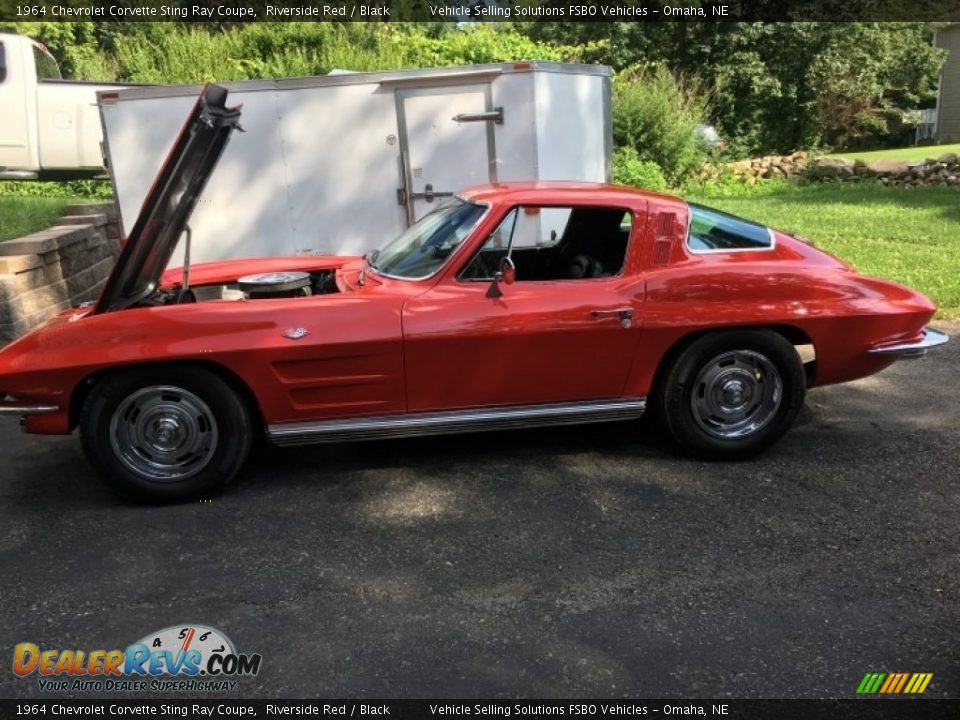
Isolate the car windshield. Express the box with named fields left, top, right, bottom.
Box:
left=371, top=199, right=487, bottom=279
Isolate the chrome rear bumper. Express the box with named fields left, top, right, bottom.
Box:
left=0, top=401, right=60, bottom=416
left=868, top=327, right=950, bottom=359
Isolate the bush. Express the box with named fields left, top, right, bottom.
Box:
left=680, top=171, right=794, bottom=199
left=81, top=23, right=583, bottom=84
left=612, top=147, right=668, bottom=192
left=612, top=64, right=710, bottom=185
left=0, top=180, right=113, bottom=200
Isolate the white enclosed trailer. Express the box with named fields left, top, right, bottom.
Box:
left=99, top=62, right=612, bottom=264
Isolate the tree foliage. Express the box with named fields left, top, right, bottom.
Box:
left=0, top=22, right=584, bottom=83
left=0, top=20, right=946, bottom=158
left=613, top=65, right=709, bottom=184
left=522, top=21, right=946, bottom=155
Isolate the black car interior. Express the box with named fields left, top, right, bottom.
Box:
left=459, top=207, right=632, bottom=282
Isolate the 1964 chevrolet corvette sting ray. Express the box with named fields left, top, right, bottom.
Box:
left=0, top=86, right=948, bottom=501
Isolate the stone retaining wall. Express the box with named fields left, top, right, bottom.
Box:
left=729, top=151, right=809, bottom=179
left=727, top=150, right=960, bottom=187
left=0, top=202, right=120, bottom=344
left=808, top=152, right=960, bottom=187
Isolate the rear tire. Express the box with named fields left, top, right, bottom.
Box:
left=655, top=330, right=805, bottom=459
left=80, top=365, right=253, bottom=503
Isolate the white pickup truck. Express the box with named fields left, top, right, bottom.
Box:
left=0, top=33, right=129, bottom=180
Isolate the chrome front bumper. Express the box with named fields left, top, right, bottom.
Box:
left=868, top=327, right=950, bottom=359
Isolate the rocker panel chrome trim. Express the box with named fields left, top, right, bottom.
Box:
left=267, top=398, right=647, bottom=447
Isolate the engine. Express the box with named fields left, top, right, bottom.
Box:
left=238, top=271, right=320, bottom=299
left=145, top=270, right=339, bottom=306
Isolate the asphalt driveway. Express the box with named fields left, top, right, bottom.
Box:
left=1, top=322, right=958, bottom=699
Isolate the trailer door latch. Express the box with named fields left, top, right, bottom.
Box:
left=410, top=184, right=455, bottom=203
left=452, top=107, right=504, bottom=125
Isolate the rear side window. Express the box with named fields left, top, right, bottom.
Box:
left=686, top=203, right=773, bottom=252
left=32, top=43, right=61, bottom=81
left=0, top=42, right=7, bottom=84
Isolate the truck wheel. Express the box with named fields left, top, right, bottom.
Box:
left=656, top=330, right=805, bottom=459
left=80, top=365, right=253, bottom=503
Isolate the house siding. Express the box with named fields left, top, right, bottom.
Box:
left=936, top=25, right=960, bottom=142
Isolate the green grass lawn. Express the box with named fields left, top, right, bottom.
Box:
left=3, top=183, right=957, bottom=320
left=688, top=182, right=960, bottom=319
left=0, top=197, right=73, bottom=242
left=825, top=143, right=960, bottom=164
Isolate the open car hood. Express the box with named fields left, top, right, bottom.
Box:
left=95, top=85, right=242, bottom=314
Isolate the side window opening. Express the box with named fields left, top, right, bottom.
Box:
left=460, top=205, right=632, bottom=282
left=0, top=42, right=7, bottom=84
left=686, top=203, right=773, bottom=252
left=31, top=42, right=61, bottom=81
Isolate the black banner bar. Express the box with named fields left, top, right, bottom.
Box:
left=0, top=0, right=958, bottom=23
left=2, top=700, right=960, bottom=720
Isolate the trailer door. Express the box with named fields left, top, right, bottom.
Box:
left=396, top=84, right=497, bottom=225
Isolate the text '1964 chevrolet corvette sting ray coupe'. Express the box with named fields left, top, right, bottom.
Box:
left=0, top=86, right=949, bottom=502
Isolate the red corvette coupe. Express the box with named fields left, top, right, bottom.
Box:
left=0, top=86, right=948, bottom=501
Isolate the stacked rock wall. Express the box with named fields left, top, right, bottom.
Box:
left=855, top=153, right=959, bottom=187
left=729, top=152, right=809, bottom=179
left=729, top=150, right=960, bottom=187
left=0, top=202, right=120, bottom=344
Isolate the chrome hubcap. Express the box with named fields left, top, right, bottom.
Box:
left=110, top=386, right=218, bottom=482
left=691, top=350, right=782, bottom=440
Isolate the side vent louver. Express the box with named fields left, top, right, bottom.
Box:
left=656, top=212, right=675, bottom=236
left=652, top=212, right=677, bottom=265
left=652, top=239, right=672, bottom=265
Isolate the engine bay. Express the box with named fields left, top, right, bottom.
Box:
left=147, top=269, right=340, bottom=306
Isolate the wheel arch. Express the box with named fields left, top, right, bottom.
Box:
left=69, top=360, right=266, bottom=433
left=649, top=324, right=817, bottom=402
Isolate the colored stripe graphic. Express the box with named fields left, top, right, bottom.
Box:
left=857, top=673, right=886, bottom=694
left=905, top=673, right=934, bottom=694
left=893, top=673, right=909, bottom=693
left=857, top=672, right=932, bottom=694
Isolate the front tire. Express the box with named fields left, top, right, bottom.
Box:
left=80, top=365, right=253, bottom=503
left=655, top=330, right=806, bottom=459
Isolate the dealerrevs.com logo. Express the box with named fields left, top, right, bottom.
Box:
left=13, top=625, right=262, bottom=693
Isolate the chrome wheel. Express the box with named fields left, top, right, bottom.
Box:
left=109, top=385, right=219, bottom=482
left=691, top=350, right=783, bottom=440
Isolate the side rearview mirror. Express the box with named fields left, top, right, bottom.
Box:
left=499, top=255, right=516, bottom=284
left=486, top=256, right=516, bottom=299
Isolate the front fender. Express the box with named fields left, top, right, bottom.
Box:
left=0, top=293, right=407, bottom=434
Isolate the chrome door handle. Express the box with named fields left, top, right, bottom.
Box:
left=591, top=308, right=634, bottom=319
left=591, top=307, right=634, bottom=328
